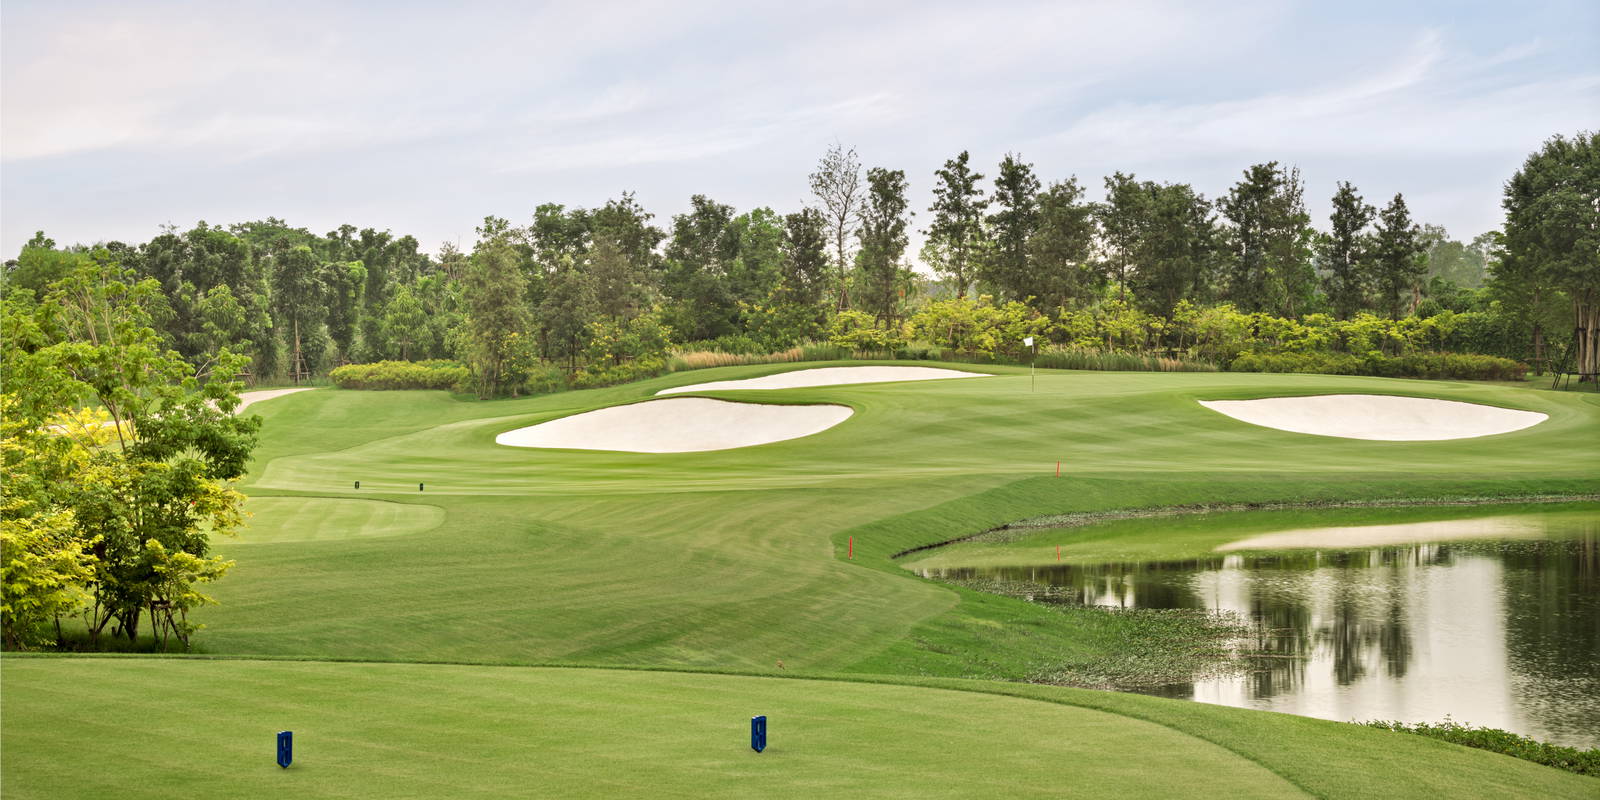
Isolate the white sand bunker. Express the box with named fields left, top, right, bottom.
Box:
left=1198, top=394, right=1547, bottom=441
left=495, top=397, right=853, bottom=453
left=658, top=366, right=987, bottom=395
left=1217, top=515, right=1545, bottom=551
left=236, top=387, right=315, bottom=412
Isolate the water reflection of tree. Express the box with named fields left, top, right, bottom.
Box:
left=1498, top=532, right=1600, bottom=746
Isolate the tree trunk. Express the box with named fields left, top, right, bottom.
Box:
left=1576, top=294, right=1598, bottom=382
left=1532, top=323, right=1545, bottom=376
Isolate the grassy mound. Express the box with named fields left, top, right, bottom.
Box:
left=227, top=497, right=446, bottom=545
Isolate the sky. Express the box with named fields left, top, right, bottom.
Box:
left=3, top=0, right=1597, bottom=260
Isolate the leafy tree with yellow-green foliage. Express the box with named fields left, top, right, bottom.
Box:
left=1, top=260, right=257, bottom=649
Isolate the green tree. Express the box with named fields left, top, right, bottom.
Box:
left=378, top=285, right=428, bottom=360
left=983, top=153, right=1041, bottom=302
left=1318, top=181, right=1376, bottom=318
left=1026, top=178, right=1100, bottom=310
left=587, top=235, right=650, bottom=322
left=727, top=207, right=787, bottom=312
left=1503, top=131, right=1600, bottom=379
left=2, top=262, right=256, bottom=648
left=463, top=221, right=532, bottom=396
left=3, top=232, right=89, bottom=298
left=856, top=167, right=912, bottom=322
left=1372, top=193, right=1426, bottom=318
left=809, top=142, right=865, bottom=309
left=540, top=257, right=597, bottom=369
left=661, top=195, right=739, bottom=341
left=270, top=246, right=328, bottom=381
left=780, top=208, right=829, bottom=307
left=590, top=192, right=664, bottom=288
left=321, top=260, right=366, bottom=363
left=1219, top=162, right=1316, bottom=316
left=194, top=284, right=269, bottom=374
left=1130, top=182, right=1216, bottom=319
left=926, top=150, right=988, bottom=298
left=1096, top=172, right=1146, bottom=303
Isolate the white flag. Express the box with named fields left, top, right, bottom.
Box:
left=1023, top=336, right=1034, bottom=347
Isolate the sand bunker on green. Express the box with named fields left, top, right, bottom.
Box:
left=657, top=365, right=988, bottom=395
left=228, top=496, right=444, bottom=544
left=1199, top=394, right=1548, bottom=440
left=494, top=397, right=853, bottom=452
left=236, top=387, right=315, bottom=412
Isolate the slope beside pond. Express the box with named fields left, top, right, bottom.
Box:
left=908, top=503, right=1600, bottom=749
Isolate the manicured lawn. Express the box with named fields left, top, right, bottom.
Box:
left=6, top=361, right=1598, bottom=796
left=4, top=657, right=1594, bottom=799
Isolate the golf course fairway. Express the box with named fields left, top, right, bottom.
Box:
left=6, top=362, right=1598, bottom=797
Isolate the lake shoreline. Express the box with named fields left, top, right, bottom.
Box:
left=892, top=493, right=1600, bottom=559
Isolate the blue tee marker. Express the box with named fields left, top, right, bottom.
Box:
left=277, top=731, right=293, bottom=768
left=750, top=715, right=767, bottom=753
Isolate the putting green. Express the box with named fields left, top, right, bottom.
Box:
left=226, top=497, right=445, bottom=545
left=3, top=658, right=1593, bottom=799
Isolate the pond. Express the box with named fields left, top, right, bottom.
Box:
left=913, top=505, right=1600, bottom=749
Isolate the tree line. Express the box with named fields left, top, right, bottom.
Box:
left=3, top=131, right=1594, bottom=395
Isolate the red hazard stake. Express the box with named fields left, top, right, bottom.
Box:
left=1056, top=545, right=1061, bottom=561
left=1055, top=461, right=1060, bottom=477
left=848, top=536, right=853, bottom=559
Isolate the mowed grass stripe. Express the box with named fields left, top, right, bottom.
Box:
left=230, top=497, right=445, bottom=544
left=198, top=365, right=1600, bottom=672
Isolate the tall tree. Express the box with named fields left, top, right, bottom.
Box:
left=1096, top=172, right=1146, bottom=303
left=856, top=167, right=912, bottom=322
left=587, top=234, right=649, bottom=322
left=984, top=153, right=1041, bottom=301
left=1026, top=178, right=1100, bottom=310
left=1318, top=181, right=1376, bottom=318
left=320, top=260, right=366, bottom=363
left=1503, top=131, right=1600, bottom=379
left=661, top=195, right=739, bottom=341
left=269, top=246, right=327, bottom=381
left=779, top=208, right=829, bottom=307
left=539, top=256, right=596, bottom=370
left=463, top=220, right=531, bottom=397
left=808, top=143, right=864, bottom=310
left=1218, top=162, right=1316, bottom=316
left=590, top=192, right=664, bottom=278
left=1371, top=193, right=1426, bottom=318
left=926, top=150, right=988, bottom=298
left=727, top=207, right=787, bottom=311
left=1130, top=182, right=1216, bottom=318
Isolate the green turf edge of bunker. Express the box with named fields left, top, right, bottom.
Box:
left=2, top=656, right=1593, bottom=800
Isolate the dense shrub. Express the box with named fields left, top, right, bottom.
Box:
left=1368, top=352, right=1528, bottom=381
left=328, top=360, right=469, bottom=390
left=1363, top=719, right=1600, bottom=778
left=1229, top=352, right=1362, bottom=375
left=1228, top=351, right=1525, bottom=380
left=569, top=355, right=671, bottom=390
left=1035, top=347, right=1217, bottom=372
